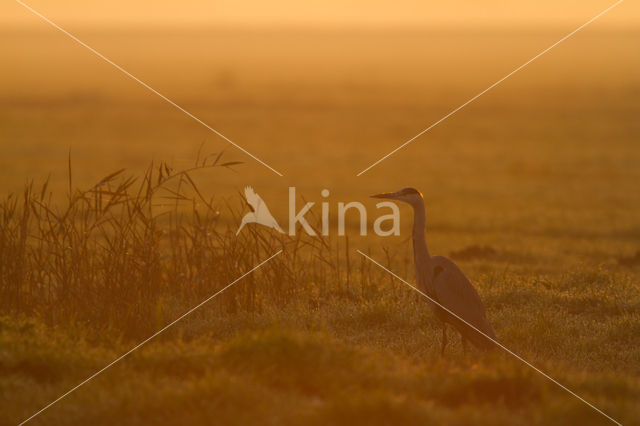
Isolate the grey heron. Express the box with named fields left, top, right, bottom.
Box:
left=371, top=187, right=496, bottom=354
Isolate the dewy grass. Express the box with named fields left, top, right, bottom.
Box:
left=1, top=157, right=639, bottom=425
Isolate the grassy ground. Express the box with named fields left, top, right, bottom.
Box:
left=1, top=27, right=639, bottom=425
left=2, top=263, right=639, bottom=425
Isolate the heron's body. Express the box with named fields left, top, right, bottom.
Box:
left=372, top=187, right=496, bottom=353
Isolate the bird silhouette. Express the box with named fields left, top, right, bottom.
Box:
left=236, top=187, right=284, bottom=235
left=371, top=187, right=496, bottom=354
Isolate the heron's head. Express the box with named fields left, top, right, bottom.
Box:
left=370, top=187, right=423, bottom=205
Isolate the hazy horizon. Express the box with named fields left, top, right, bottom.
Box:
left=3, top=0, right=639, bottom=28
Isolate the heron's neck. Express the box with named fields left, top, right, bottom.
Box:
left=411, top=199, right=430, bottom=260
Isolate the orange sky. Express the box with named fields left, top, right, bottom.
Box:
left=2, top=0, right=638, bottom=28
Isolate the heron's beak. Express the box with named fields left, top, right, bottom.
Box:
left=370, top=192, right=398, bottom=200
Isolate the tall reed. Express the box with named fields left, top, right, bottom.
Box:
left=0, top=154, right=400, bottom=339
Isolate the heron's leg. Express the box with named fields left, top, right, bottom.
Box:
left=441, top=325, right=448, bottom=356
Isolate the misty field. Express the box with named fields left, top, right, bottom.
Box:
left=1, top=27, right=639, bottom=425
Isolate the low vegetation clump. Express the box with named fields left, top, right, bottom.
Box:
left=0, top=157, right=382, bottom=339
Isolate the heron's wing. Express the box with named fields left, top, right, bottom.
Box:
left=431, top=257, right=496, bottom=347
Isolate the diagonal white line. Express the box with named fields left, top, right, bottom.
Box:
left=356, top=0, right=625, bottom=176
left=357, top=250, right=622, bottom=426
left=18, top=250, right=283, bottom=426
left=14, top=0, right=284, bottom=177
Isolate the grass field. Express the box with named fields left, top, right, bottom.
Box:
left=1, top=27, right=639, bottom=425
